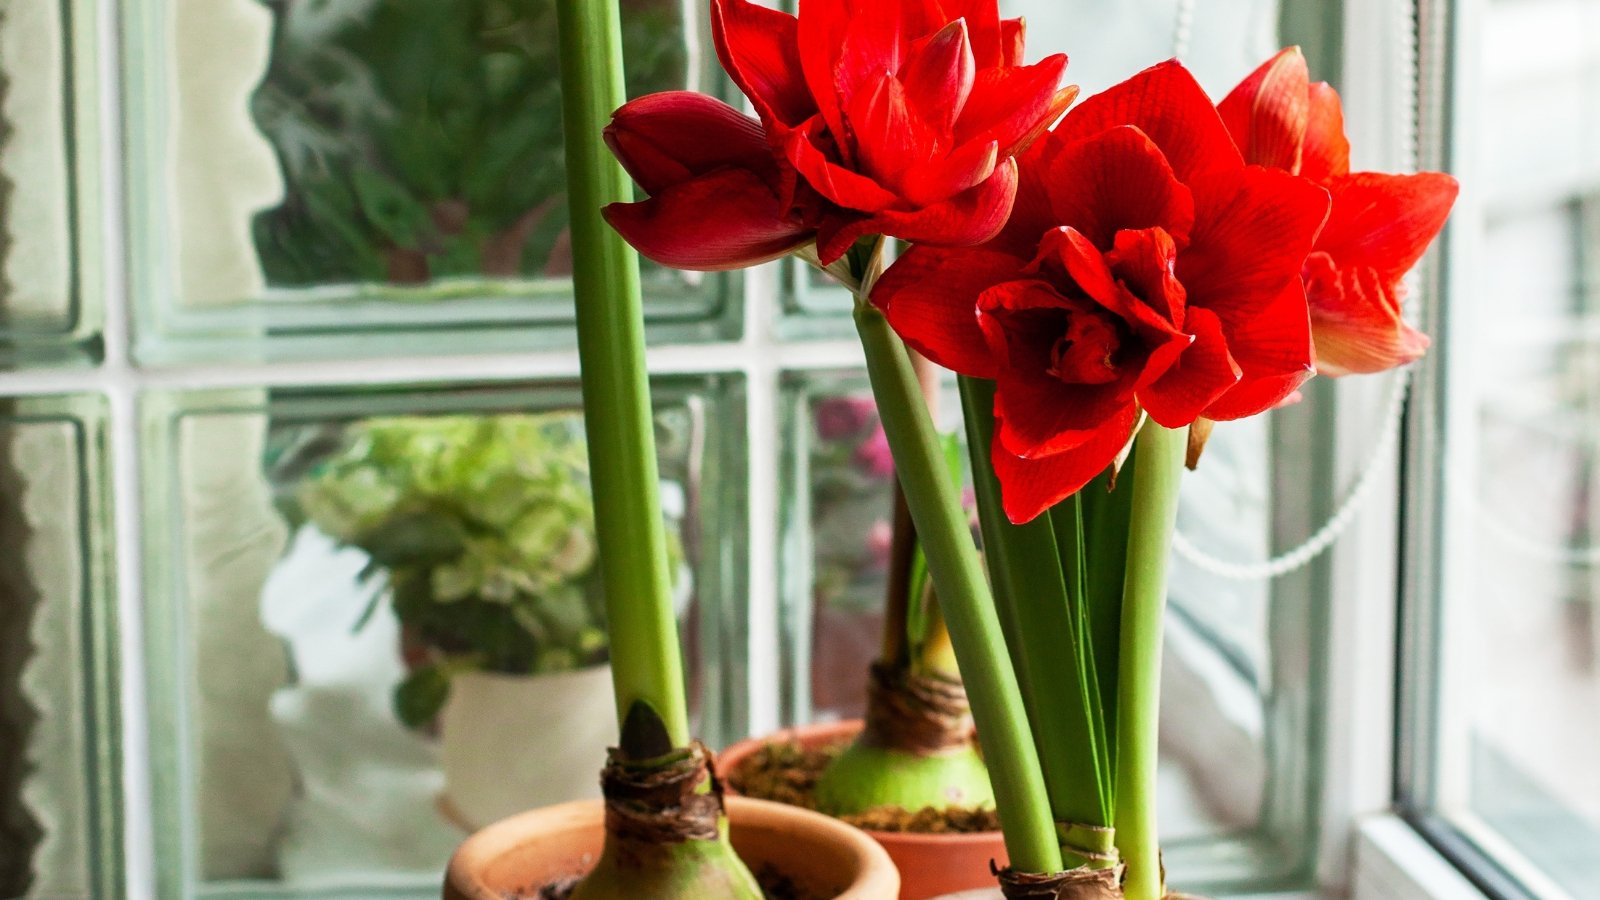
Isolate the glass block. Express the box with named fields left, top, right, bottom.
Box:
left=0, top=0, right=103, bottom=365
left=0, top=395, right=119, bottom=899
left=141, top=376, right=747, bottom=897
left=124, top=0, right=739, bottom=363
left=777, top=371, right=1326, bottom=894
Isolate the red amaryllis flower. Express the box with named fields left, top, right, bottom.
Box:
left=603, top=0, right=1077, bottom=270
left=872, top=61, right=1330, bottom=523
left=1219, top=47, right=1459, bottom=377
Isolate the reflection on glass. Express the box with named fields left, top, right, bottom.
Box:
left=249, top=0, right=690, bottom=293
left=147, top=382, right=742, bottom=894
left=1431, top=2, right=1600, bottom=893
left=0, top=400, right=115, bottom=899
left=1172, top=418, right=1272, bottom=681
left=1461, top=204, right=1600, bottom=889
left=801, top=387, right=898, bottom=720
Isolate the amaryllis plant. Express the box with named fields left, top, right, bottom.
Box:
left=582, top=0, right=1458, bottom=894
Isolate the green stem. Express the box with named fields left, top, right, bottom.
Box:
left=960, top=377, right=1112, bottom=862
left=1112, top=422, right=1187, bottom=900
left=556, top=0, right=688, bottom=751
left=854, top=304, right=1062, bottom=875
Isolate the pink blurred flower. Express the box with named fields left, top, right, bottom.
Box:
left=866, top=519, right=894, bottom=568
left=853, top=424, right=896, bottom=479
left=815, top=395, right=878, bottom=441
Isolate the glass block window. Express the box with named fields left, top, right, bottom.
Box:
left=121, top=0, right=739, bottom=363
left=0, top=0, right=102, bottom=364
left=0, top=397, right=118, bottom=900
left=138, top=378, right=745, bottom=896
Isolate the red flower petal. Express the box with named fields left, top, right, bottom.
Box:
left=1315, top=172, right=1459, bottom=284
left=818, top=157, right=1019, bottom=262
left=1301, top=82, right=1351, bottom=182
left=605, top=92, right=774, bottom=194
left=1106, top=227, right=1188, bottom=328
left=992, top=405, right=1140, bottom=523
left=847, top=74, right=940, bottom=194
left=1178, top=165, right=1329, bottom=323
left=797, top=0, right=853, bottom=155
left=1041, top=125, right=1196, bottom=250
left=1217, top=47, right=1310, bottom=172
left=1304, top=252, right=1431, bottom=376
left=1199, top=279, right=1315, bottom=420
left=712, top=0, right=814, bottom=128
left=900, top=18, right=977, bottom=135
left=903, top=139, right=999, bottom=207
left=930, top=0, right=1004, bottom=67
left=785, top=119, right=902, bottom=213
left=602, top=167, right=812, bottom=271
left=999, top=17, right=1026, bottom=67
left=1036, top=227, right=1185, bottom=344
left=955, top=55, right=1074, bottom=157
left=871, top=245, right=1029, bottom=378
left=1137, top=306, right=1241, bottom=427
left=1051, top=60, right=1242, bottom=183
left=1204, top=369, right=1313, bottom=420
left=978, top=280, right=1140, bottom=457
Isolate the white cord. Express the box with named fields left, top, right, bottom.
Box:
left=1169, top=0, right=1436, bottom=581
left=1173, top=0, right=1196, bottom=59
left=1173, top=367, right=1413, bottom=580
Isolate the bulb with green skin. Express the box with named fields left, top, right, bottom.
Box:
left=813, top=741, right=994, bottom=817
left=569, top=822, right=762, bottom=900
left=814, top=595, right=996, bottom=819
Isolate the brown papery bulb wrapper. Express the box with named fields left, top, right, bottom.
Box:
left=600, top=741, right=725, bottom=844
left=860, top=661, right=974, bottom=755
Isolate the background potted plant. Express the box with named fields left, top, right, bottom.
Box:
left=293, top=412, right=691, bottom=828
left=599, top=0, right=1459, bottom=892
left=443, top=0, right=898, bottom=895
left=250, top=0, right=687, bottom=287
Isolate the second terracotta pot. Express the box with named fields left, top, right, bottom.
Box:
left=719, top=720, right=1007, bottom=900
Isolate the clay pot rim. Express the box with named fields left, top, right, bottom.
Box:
left=718, top=719, right=1005, bottom=842
left=445, top=794, right=899, bottom=899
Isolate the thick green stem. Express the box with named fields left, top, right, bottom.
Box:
left=1112, top=423, right=1187, bottom=900
left=854, top=304, right=1061, bottom=875
left=556, top=0, right=687, bottom=750
left=960, top=377, right=1112, bottom=863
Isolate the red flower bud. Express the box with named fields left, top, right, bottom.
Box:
left=601, top=92, right=812, bottom=271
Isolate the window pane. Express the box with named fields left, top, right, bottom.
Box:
left=125, top=0, right=738, bottom=363
left=0, top=397, right=118, bottom=899
left=141, top=377, right=747, bottom=897
left=0, top=0, right=100, bottom=364
left=1410, top=0, right=1600, bottom=892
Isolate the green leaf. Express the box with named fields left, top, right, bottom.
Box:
left=350, top=167, right=430, bottom=248
left=393, top=663, right=453, bottom=729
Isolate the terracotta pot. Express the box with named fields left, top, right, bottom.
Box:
left=443, top=795, right=899, bottom=899
left=438, top=665, right=615, bottom=829
left=719, top=721, right=1008, bottom=900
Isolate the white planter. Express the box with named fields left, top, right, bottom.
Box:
left=438, top=664, right=617, bottom=830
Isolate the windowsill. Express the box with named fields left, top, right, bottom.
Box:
left=1354, top=816, right=1489, bottom=899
